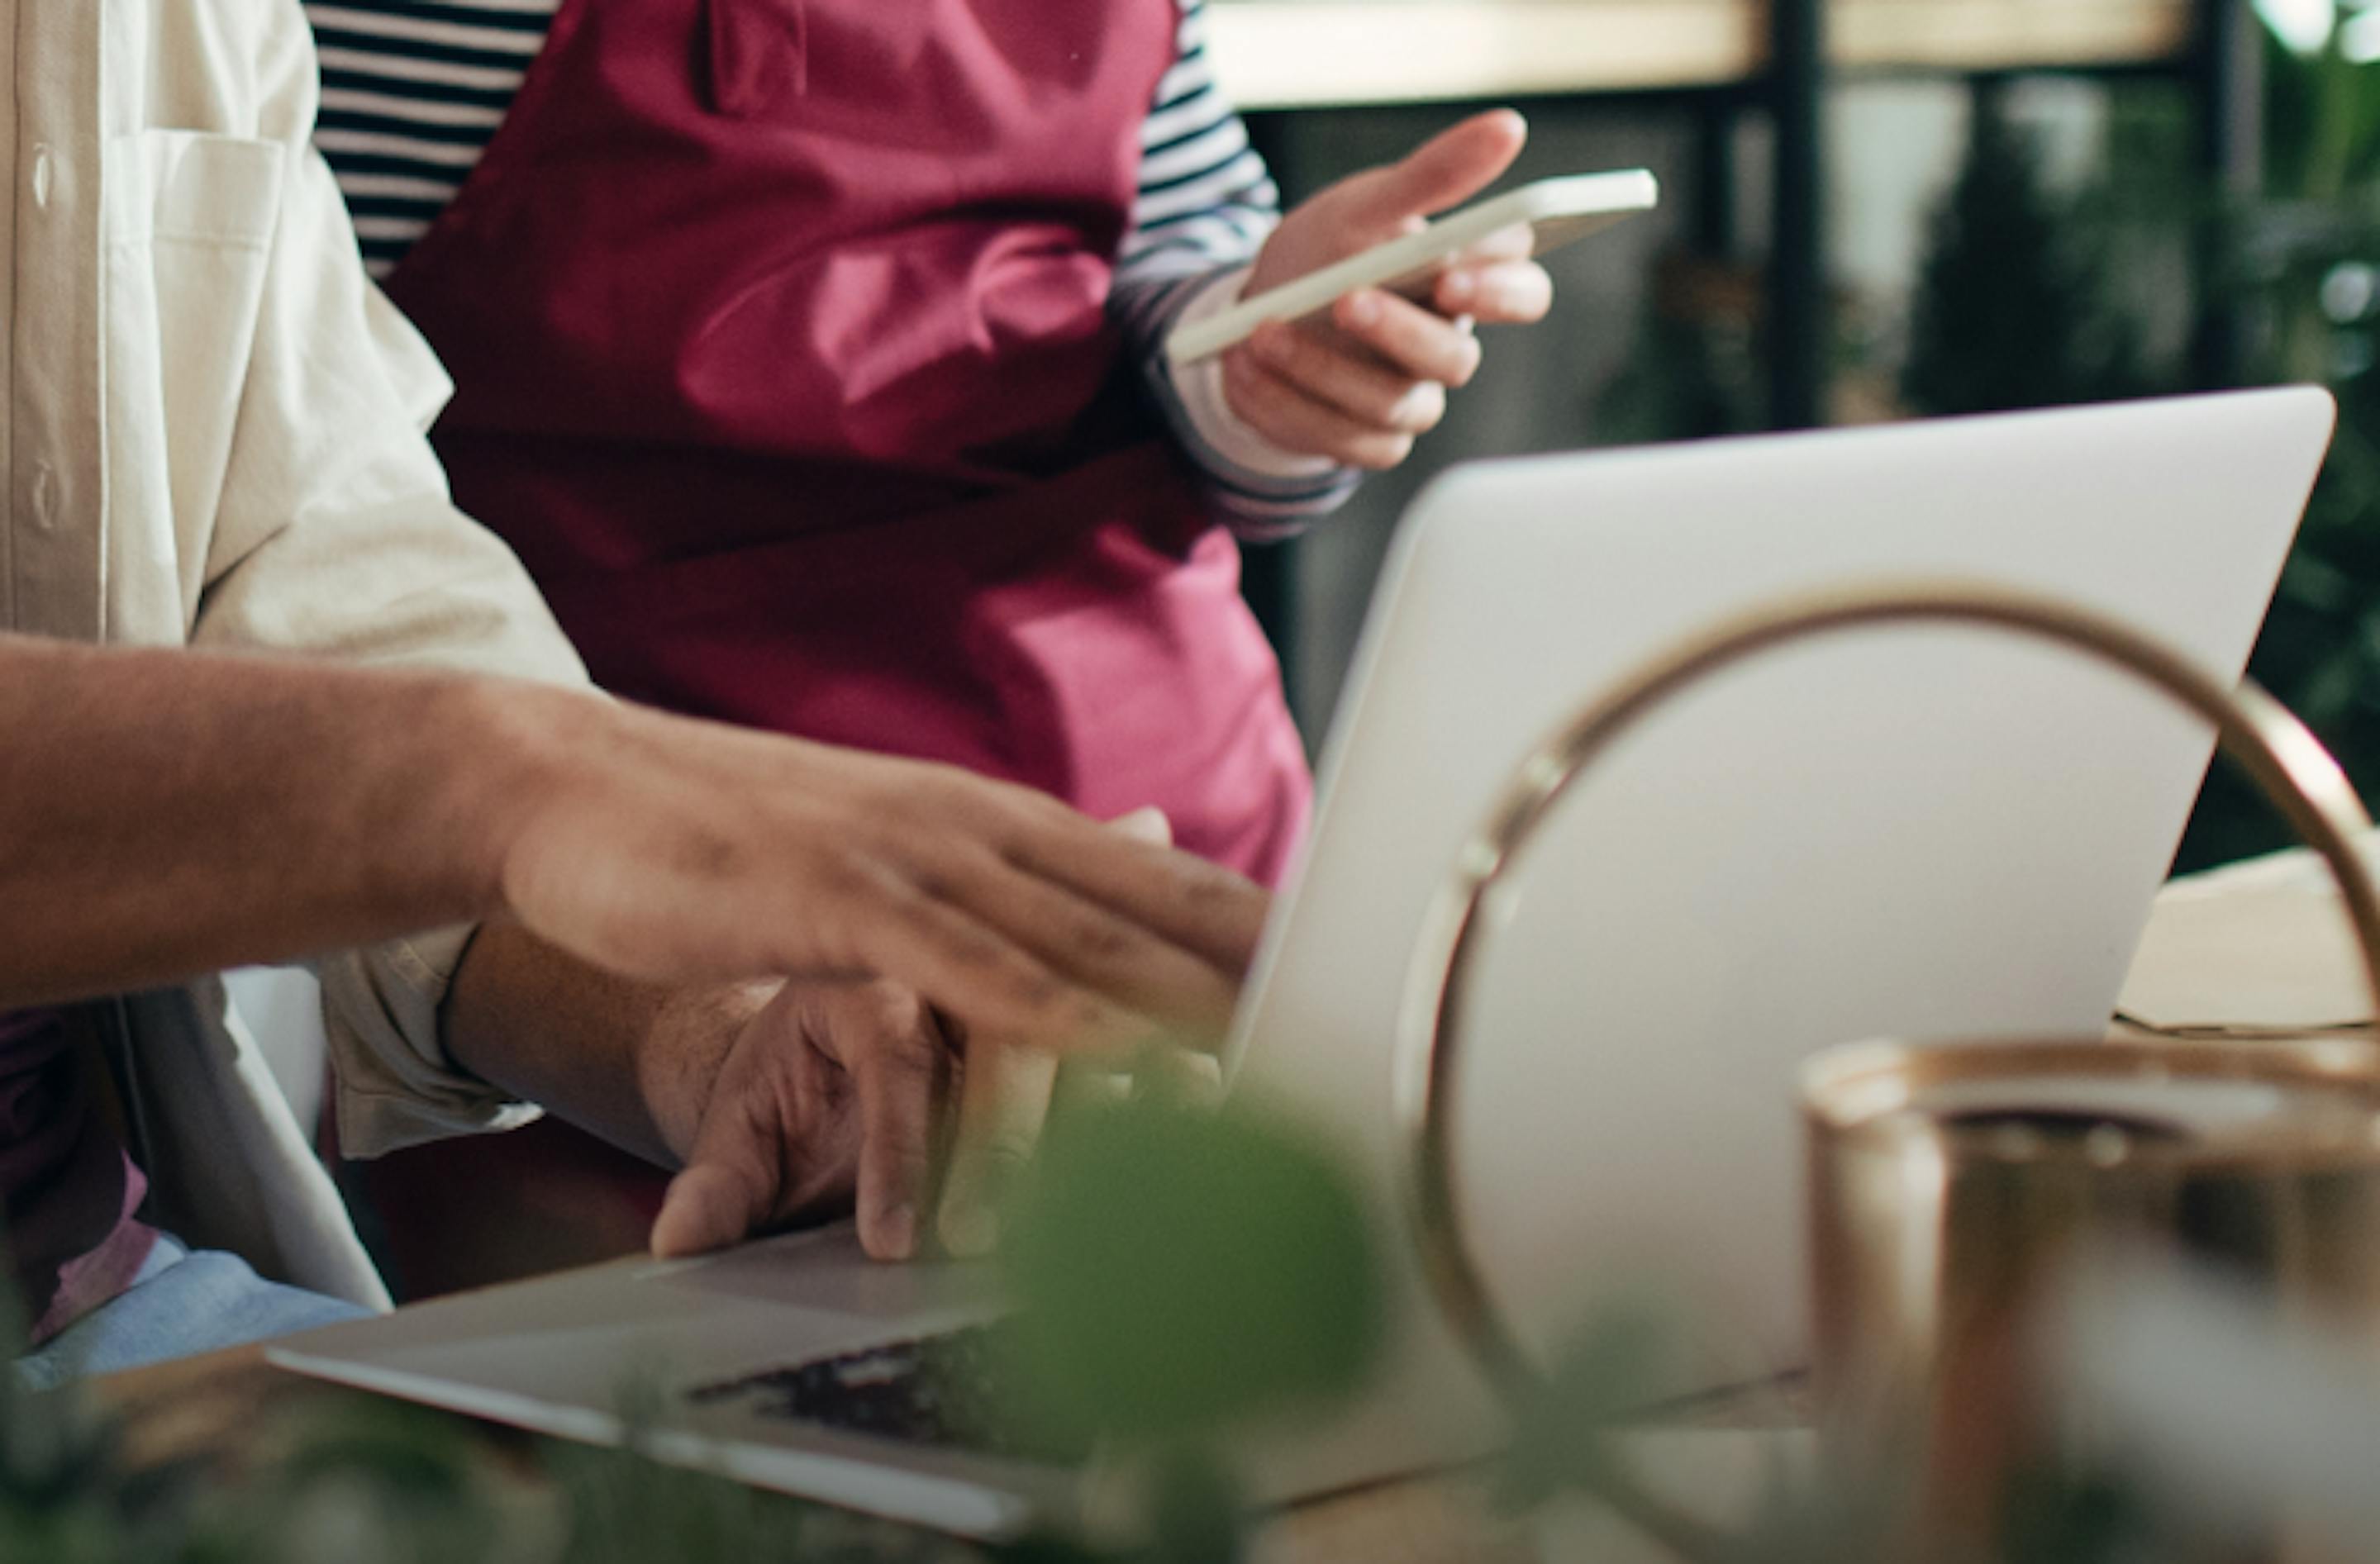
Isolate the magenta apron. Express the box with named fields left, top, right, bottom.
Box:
left=380, top=0, right=1311, bottom=883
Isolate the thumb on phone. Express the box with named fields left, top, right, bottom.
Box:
left=1343, top=109, right=1530, bottom=231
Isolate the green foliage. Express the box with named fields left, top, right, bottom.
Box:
left=1498, top=1300, right=1682, bottom=1515
left=1594, top=260, right=1768, bottom=444
left=1901, top=88, right=2159, bottom=419
left=2261, top=12, right=2380, bottom=204
left=1991, top=1463, right=2160, bottom=1564
left=997, top=1086, right=1385, bottom=1451
left=0, top=1086, right=2301, bottom=1564
left=0, top=1344, right=954, bottom=1563
left=1139, top=1451, right=1246, bottom=1564
left=2186, top=20, right=2380, bottom=865
left=1891, top=39, right=2380, bottom=868
left=183, top=1398, right=545, bottom=1564
left=0, top=1086, right=1386, bottom=1564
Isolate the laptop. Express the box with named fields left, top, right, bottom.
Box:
left=271, top=388, right=2338, bottom=1537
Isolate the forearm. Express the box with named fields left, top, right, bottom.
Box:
left=0, top=633, right=553, bottom=1005
left=440, top=922, right=774, bottom=1168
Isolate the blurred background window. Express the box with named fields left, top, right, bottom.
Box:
left=1216, top=0, right=2380, bottom=871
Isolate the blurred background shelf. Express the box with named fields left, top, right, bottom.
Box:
left=1836, top=0, right=2194, bottom=74
left=1208, top=1, right=2200, bottom=109
left=1208, top=2, right=1760, bottom=104
left=1208, top=0, right=2268, bottom=784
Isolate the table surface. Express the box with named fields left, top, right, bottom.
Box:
left=90, top=839, right=2353, bottom=1563
left=1207, top=0, right=2197, bottom=109
left=88, top=1344, right=1542, bottom=1564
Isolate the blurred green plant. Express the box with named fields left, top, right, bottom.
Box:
left=0, top=1358, right=881, bottom=1564
left=1901, top=85, right=2163, bottom=418
left=2190, top=11, right=2380, bottom=866
left=1604, top=23, right=2380, bottom=868
left=0, top=1082, right=1391, bottom=1564
left=1891, top=12, right=2380, bottom=867
left=1593, top=254, right=1769, bottom=444
left=0, top=1079, right=2318, bottom=1564
left=1000, top=1088, right=1383, bottom=1448
left=996, top=1080, right=1387, bottom=1562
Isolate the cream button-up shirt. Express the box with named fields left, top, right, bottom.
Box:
left=8, top=0, right=588, bottom=1307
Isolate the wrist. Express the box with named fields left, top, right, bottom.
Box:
left=435, top=674, right=613, bottom=926
left=1164, top=270, right=1344, bottom=483
left=640, top=979, right=781, bottom=1163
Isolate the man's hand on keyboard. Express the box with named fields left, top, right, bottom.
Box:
left=932, top=807, right=1177, bottom=1258
left=648, top=977, right=958, bottom=1260
left=640, top=807, right=1202, bottom=1262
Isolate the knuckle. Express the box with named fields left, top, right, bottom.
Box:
left=813, top=843, right=890, bottom=906
left=889, top=787, right=988, bottom=852
left=1069, top=998, right=1120, bottom=1044
left=1064, top=909, right=1137, bottom=963
left=859, top=982, right=929, bottom=1039
left=995, top=961, right=1069, bottom=1020
left=900, top=882, right=983, bottom=946
left=973, top=1133, right=1039, bottom=1178
left=1002, top=787, right=1089, bottom=848
left=869, top=1034, right=941, bottom=1091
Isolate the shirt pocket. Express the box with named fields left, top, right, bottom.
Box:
left=103, top=131, right=286, bottom=633
left=107, top=130, right=284, bottom=248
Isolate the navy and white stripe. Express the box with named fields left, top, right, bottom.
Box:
left=1110, top=1, right=1358, bottom=532
left=1107, top=2, right=1274, bottom=334
left=304, top=0, right=1356, bottom=532
left=1120, top=0, right=1280, bottom=273
left=306, top=0, right=556, bottom=275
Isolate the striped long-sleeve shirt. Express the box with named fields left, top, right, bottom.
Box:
left=302, top=0, right=1357, bottom=534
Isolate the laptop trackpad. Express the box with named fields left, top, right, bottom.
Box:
left=640, top=1223, right=1000, bottom=1319
left=273, top=1222, right=1002, bottom=1395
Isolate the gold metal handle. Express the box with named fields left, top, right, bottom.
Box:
left=1392, top=579, right=2380, bottom=1404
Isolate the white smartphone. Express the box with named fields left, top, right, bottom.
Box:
left=1163, top=169, right=1659, bottom=368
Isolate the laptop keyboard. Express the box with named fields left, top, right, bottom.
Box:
left=686, top=1321, right=1092, bottom=1467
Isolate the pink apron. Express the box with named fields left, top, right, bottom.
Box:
left=380, top=0, right=1311, bottom=883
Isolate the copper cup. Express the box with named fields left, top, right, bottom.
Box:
left=1803, top=1035, right=2380, bottom=1557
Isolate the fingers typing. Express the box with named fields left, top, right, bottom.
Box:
left=935, top=1032, right=1061, bottom=1257
left=844, top=988, right=956, bottom=1260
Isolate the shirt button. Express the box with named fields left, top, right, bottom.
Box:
left=29, top=463, right=57, bottom=531
left=29, top=145, right=53, bottom=212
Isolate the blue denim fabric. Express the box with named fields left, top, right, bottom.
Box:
left=15, top=1235, right=373, bottom=1388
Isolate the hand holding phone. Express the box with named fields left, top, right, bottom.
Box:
left=1178, top=110, right=1638, bottom=472
left=1166, top=169, right=1656, bottom=366
left=1167, top=169, right=1659, bottom=368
